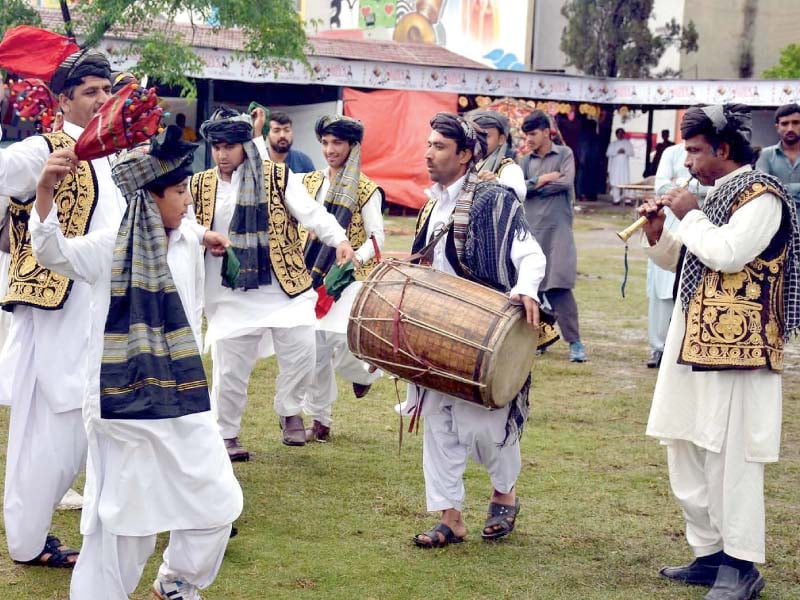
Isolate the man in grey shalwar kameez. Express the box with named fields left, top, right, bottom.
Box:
left=520, top=110, right=586, bottom=362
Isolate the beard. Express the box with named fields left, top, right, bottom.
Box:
left=270, top=139, right=292, bottom=153
left=782, top=132, right=799, bottom=145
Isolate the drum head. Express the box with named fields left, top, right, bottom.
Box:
left=484, top=313, right=538, bottom=408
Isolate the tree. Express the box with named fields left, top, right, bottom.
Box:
left=763, top=43, right=800, bottom=79
left=0, top=1, right=308, bottom=98
left=558, top=1, right=699, bottom=197
left=0, top=0, right=42, bottom=39
left=560, top=0, right=698, bottom=78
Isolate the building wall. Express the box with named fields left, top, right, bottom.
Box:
left=531, top=0, right=574, bottom=73
left=680, top=0, right=800, bottom=79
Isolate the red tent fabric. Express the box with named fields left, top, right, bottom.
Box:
left=343, top=87, right=456, bottom=210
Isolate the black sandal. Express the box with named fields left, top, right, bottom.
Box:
left=413, top=522, right=465, bottom=548
left=481, top=498, right=520, bottom=541
left=15, top=535, right=79, bottom=568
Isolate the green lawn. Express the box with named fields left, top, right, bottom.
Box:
left=1, top=206, right=798, bottom=599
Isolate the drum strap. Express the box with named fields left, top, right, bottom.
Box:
left=407, top=219, right=451, bottom=264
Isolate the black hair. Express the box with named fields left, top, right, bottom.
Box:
left=144, top=167, right=193, bottom=198
left=270, top=110, right=292, bottom=126
left=521, top=110, right=550, bottom=133
left=774, top=103, right=800, bottom=123
left=176, top=113, right=187, bottom=126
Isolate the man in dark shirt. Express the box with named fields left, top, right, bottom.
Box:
left=266, top=110, right=315, bottom=173
left=648, top=129, right=674, bottom=176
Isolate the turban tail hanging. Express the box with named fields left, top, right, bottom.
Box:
left=100, top=127, right=208, bottom=420
left=305, top=115, right=366, bottom=289
left=200, top=108, right=271, bottom=290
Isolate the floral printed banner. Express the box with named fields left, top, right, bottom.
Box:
left=101, top=40, right=800, bottom=108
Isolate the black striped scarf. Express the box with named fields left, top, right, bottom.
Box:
left=101, top=148, right=209, bottom=420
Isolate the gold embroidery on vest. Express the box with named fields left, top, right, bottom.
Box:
left=496, top=157, right=515, bottom=176
left=3, top=132, right=97, bottom=310
left=415, top=198, right=437, bottom=239
left=351, top=175, right=380, bottom=279
left=680, top=182, right=787, bottom=371
left=190, top=170, right=218, bottom=229
left=266, top=162, right=312, bottom=297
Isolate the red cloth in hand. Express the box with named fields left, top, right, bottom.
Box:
left=315, top=284, right=335, bottom=319
left=74, top=82, right=163, bottom=161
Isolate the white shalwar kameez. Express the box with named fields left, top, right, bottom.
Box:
left=643, top=166, right=783, bottom=564
left=497, top=161, right=526, bottom=203
left=405, top=174, right=546, bottom=512
left=29, top=206, right=243, bottom=599
left=192, top=164, right=347, bottom=439
left=290, top=168, right=384, bottom=427
left=606, top=138, right=634, bottom=204
left=0, top=195, right=12, bottom=350
left=0, top=121, right=126, bottom=562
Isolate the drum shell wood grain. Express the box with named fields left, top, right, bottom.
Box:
left=347, top=260, right=537, bottom=408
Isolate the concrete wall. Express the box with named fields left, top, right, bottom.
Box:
left=680, top=0, right=800, bottom=79
left=531, top=0, right=574, bottom=73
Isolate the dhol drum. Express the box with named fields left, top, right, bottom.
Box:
left=347, top=260, right=539, bottom=409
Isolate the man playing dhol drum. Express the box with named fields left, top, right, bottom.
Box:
left=408, top=113, right=546, bottom=548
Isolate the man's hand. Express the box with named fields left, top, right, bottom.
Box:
left=203, top=230, right=231, bottom=256
left=35, top=149, right=79, bottom=220
left=477, top=170, right=497, bottom=182
left=510, top=293, right=540, bottom=329
left=251, top=107, right=267, bottom=138
left=660, top=187, right=699, bottom=220
left=539, top=171, right=560, bottom=184
left=38, top=148, right=78, bottom=191
left=638, top=198, right=666, bottom=245
left=335, top=240, right=355, bottom=266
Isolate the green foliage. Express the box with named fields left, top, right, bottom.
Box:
left=763, top=43, right=800, bottom=79
left=110, top=32, right=205, bottom=99
left=74, top=1, right=308, bottom=97
left=0, top=0, right=42, bottom=39
left=560, top=0, right=698, bottom=78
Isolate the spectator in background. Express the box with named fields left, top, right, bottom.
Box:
left=520, top=110, right=586, bottom=363
left=647, top=129, right=674, bottom=176
left=756, top=103, right=800, bottom=209
left=606, top=127, right=634, bottom=205
left=176, top=113, right=198, bottom=143
left=266, top=110, right=315, bottom=173
left=472, top=110, right=526, bottom=202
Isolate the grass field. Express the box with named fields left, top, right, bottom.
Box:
left=0, top=205, right=798, bottom=599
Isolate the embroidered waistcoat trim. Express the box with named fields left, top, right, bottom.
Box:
left=3, top=131, right=98, bottom=311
